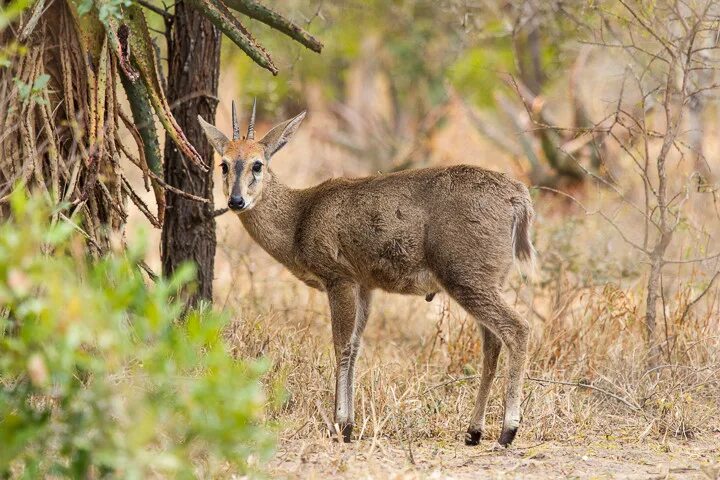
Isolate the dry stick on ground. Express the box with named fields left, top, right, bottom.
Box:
left=314, top=398, right=339, bottom=442
left=423, top=374, right=641, bottom=412
left=526, top=376, right=642, bottom=412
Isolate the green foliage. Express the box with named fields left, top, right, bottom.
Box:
left=223, top=0, right=460, bottom=115
left=0, top=0, right=30, bottom=30
left=448, top=44, right=515, bottom=107
left=13, top=74, right=49, bottom=105
left=221, top=0, right=592, bottom=116
left=76, top=0, right=131, bottom=24
left=0, top=0, right=30, bottom=67
left=0, top=193, right=273, bottom=478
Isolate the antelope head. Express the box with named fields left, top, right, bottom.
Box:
left=198, top=99, right=306, bottom=212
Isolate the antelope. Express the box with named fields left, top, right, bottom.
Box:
left=198, top=100, right=535, bottom=447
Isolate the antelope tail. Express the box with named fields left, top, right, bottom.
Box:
left=511, top=195, right=536, bottom=272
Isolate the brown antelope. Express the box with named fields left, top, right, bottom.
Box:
left=199, top=100, right=535, bottom=447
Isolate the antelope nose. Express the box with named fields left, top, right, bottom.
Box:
left=228, top=195, right=245, bottom=210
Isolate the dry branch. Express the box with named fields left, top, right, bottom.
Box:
left=424, top=374, right=642, bottom=412
left=224, top=0, right=323, bottom=52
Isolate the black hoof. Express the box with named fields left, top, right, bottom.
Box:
left=341, top=423, right=353, bottom=443
left=464, top=429, right=482, bottom=446
left=331, top=423, right=354, bottom=443
left=498, top=427, right=518, bottom=446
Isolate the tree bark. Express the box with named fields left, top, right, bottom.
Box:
left=162, top=1, right=221, bottom=305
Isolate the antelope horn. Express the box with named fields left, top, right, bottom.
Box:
left=247, top=98, right=257, bottom=140
left=232, top=100, right=240, bottom=140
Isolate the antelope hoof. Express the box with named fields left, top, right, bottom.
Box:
left=498, top=426, right=518, bottom=447
left=464, top=428, right=482, bottom=446
left=331, top=423, right=354, bottom=443
left=341, top=423, right=353, bottom=443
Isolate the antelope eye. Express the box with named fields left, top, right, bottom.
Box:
left=252, top=161, right=263, bottom=173
left=220, top=163, right=229, bottom=175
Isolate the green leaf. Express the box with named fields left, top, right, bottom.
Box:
left=76, top=0, right=92, bottom=16
left=32, top=74, right=50, bottom=90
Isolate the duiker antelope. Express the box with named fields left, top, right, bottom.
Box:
left=199, top=100, right=535, bottom=447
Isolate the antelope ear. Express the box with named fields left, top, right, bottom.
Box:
left=198, top=115, right=229, bottom=155
left=259, top=111, right=306, bottom=160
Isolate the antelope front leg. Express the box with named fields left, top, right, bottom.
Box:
left=327, top=281, right=370, bottom=442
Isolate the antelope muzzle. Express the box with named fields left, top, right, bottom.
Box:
left=228, top=194, right=246, bottom=211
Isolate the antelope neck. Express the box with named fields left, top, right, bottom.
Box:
left=239, top=170, right=302, bottom=267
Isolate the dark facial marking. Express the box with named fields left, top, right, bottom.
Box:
left=231, top=160, right=244, bottom=197
left=234, top=160, right=244, bottom=177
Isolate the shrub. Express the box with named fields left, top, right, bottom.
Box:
left=0, top=193, right=273, bottom=478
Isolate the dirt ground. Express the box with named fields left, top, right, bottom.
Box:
left=268, top=434, right=720, bottom=479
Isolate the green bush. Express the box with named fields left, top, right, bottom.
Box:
left=0, top=193, right=273, bottom=478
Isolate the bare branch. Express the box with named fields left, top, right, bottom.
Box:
left=677, top=270, right=720, bottom=324
left=534, top=186, right=650, bottom=255
left=618, top=0, right=678, bottom=59
left=224, top=0, right=323, bottom=53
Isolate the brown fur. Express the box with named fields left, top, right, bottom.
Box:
left=199, top=110, right=535, bottom=447
left=223, top=140, right=265, bottom=160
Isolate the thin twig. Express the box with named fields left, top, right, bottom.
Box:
left=136, top=0, right=172, bottom=19
left=527, top=376, right=641, bottom=411
left=677, top=270, right=720, bottom=324
left=424, top=374, right=642, bottom=412
left=314, top=398, right=337, bottom=440
left=137, top=260, right=159, bottom=281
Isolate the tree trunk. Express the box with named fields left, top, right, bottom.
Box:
left=162, top=1, right=221, bottom=305
left=644, top=253, right=664, bottom=366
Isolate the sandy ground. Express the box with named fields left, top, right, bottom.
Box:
left=268, top=434, right=720, bottom=479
